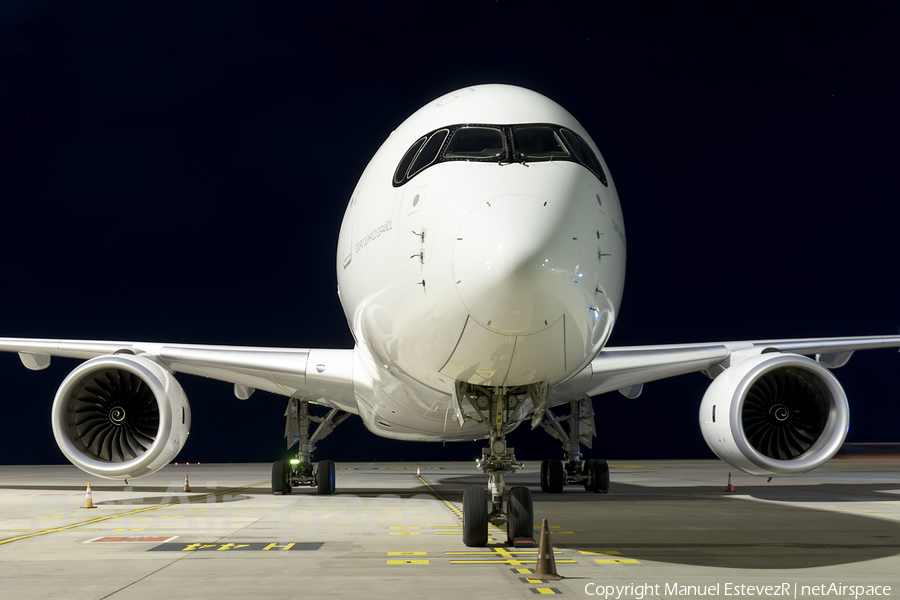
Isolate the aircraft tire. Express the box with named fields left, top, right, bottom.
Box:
left=595, top=458, right=610, bottom=493
left=546, top=459, right=565, bottom=493
left=507, top=486, right=534, bottom=543
left=462, top=486, right=488, bottom=547
left=540, top=459, right=551, bottom=492
left=317, top=459, right=336, bottom=495
left=583, top=459, right=610, bottom=493
left=271, top=460, right=288, bottom=495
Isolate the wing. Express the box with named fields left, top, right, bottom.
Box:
left=551, top=334, right=900, bottom=401
left=0, top=337, right=357, bottom=414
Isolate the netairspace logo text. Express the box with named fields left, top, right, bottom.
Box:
left=584, top=583, right=892, bottom=599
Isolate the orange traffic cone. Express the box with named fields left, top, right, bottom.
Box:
left=725, top=472, right=735, bottom=492
left=82, top=482, right=97, bottom=509
left=183, top=473, right=191, bottom=493
left=533, top=518, right=562, bottom=580
left=416, top=466, right=420, bottom=476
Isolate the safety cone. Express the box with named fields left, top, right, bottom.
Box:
left=82, top=482, right=97, bottom=509
left=416, top=466, right=420, bottom=476
left=183, top=473, right=191, bottom=493
left=533, top=518, right=562, bottom=580
left=725, top=472, right=735, bottom=492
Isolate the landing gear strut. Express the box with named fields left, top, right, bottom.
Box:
left=456, top=383, right=536, bottom=547
left=538, top=397, right=609, bottom=493
left=272, top=398, right=349, bottom=495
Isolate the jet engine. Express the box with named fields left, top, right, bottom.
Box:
left=699, top=352, right=848, bottom=476
left=51, top=353, right=191, bottom=480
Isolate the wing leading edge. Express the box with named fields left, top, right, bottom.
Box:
left=560, top=335, right=900, bottom=400
left=0, top=338, right=357, bottom=414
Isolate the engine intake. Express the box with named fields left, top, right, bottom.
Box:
left=52, top=354, right=191, bottom=480
left=699, top=352, right=848, bottom=476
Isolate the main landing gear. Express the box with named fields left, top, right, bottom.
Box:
left=538, top=397, right=610, bottom=494
left=272, top=398, right=350, bottom=495
left=455, top=382, right=536, bottom=547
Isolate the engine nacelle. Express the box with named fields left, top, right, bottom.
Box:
left=699, top=352, right=848, bottom=477
left=51, top=354, right=191, bottom=480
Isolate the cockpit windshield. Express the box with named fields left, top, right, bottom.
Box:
left=392, top=123, right=608, bottom=187
left=511, top=126, right=569, bottom=160
left=444, top=127, right=506, bottom=159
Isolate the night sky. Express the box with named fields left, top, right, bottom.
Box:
left=1, top=2, right=898, bottom=468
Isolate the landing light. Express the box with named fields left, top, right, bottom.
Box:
left=290, top=459, right=300, bottom=464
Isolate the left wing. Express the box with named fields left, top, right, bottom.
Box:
left=0, top=337, right=357, bottom=413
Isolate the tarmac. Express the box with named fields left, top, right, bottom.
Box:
left=0, top=457, right=898, bottom=599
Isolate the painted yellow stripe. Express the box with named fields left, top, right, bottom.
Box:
left=579, top=550, right=621, bottom=555
left=450, top=560, right=576, bottom=564
left=389, top=532, right=420, bottom=535
left=415, top=474, right=465, bottom=520
left=534, top=589, right=557, bottom=595
left=388, top=552, right=426, bottom=556
left=446, top=550, right=560, bottom=555
left=594, top=558, right=640, bottom=563
left=0, top=480, right=270, bottom=547
left=389, top=526, right=418, bottom=529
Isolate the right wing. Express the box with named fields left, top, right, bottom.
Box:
left=0, top=337, right=357, bottom=414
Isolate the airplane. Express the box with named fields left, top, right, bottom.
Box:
left=2, top=84, right=898, bottom=547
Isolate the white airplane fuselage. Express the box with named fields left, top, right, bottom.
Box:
left=335, top=85, right=626, bottom=441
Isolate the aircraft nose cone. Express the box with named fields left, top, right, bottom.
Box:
left=453, top=195, right=579, bottom=334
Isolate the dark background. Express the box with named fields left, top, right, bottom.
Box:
left=1, top=2, right=898, bottom=466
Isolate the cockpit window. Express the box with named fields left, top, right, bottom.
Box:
left=392, top=123, right=608, bottom=186
left=560, top=128, right=608, bottom=185
left=511, top=126, right=569, bottom=160
left=444, top=127, right=506, bottom=160
left=393, top=136, right=426, bottom=185
left=408, top=129, right=449, bottom=177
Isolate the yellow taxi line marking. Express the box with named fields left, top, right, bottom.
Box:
left=415, top=474, right=464, bottom=520
left=450, top=560, right=576, bottom=564
left=579, top=550, right=621, bottom=555
left=447, top=551, right=560, bottom=555
left=387, top=560, right=429, bottom=564
left=388, top=552, right=427, bottom=556
left=0, top=480, right=270, bottom=547
left=448, top=546, right=573, bottom=566
left=38, top=516, right=63, bottom=519
left=594, top=558, right=640, bottom=563
left=389, top=532, right=420, bottom=535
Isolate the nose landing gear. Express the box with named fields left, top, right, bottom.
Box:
left=456, top=383, right=535, bottom=547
